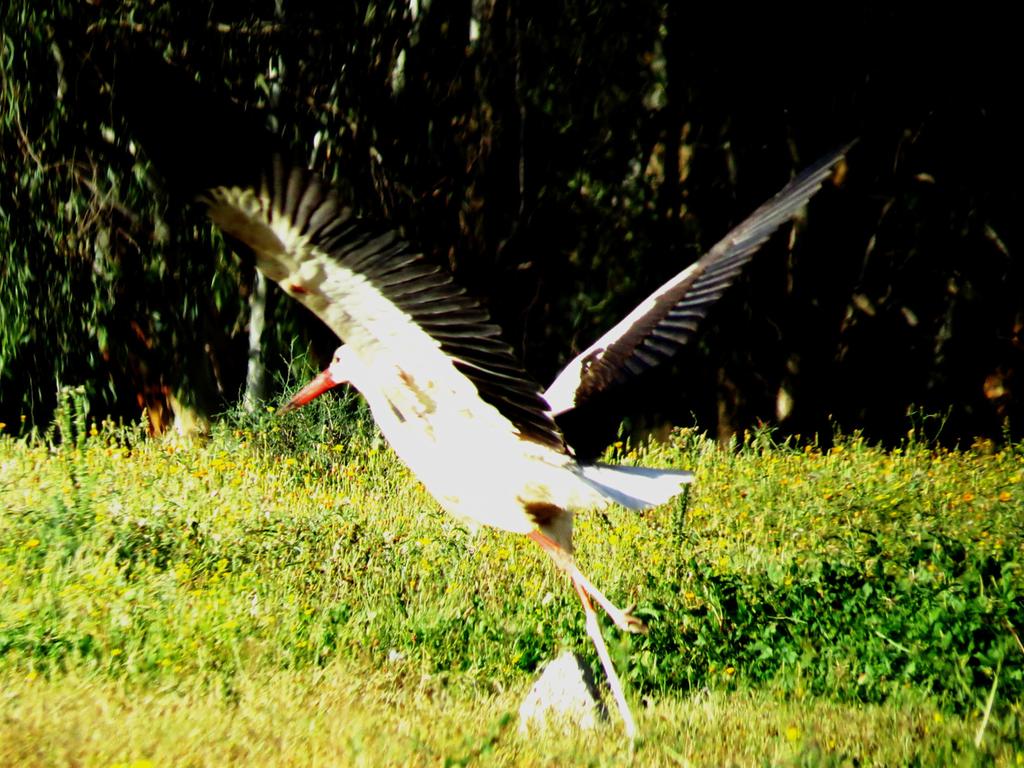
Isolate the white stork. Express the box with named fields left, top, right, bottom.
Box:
left=117, top=48, right=850, bottom=737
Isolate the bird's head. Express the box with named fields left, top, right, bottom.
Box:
left=277, top=345, right=350, bottom=415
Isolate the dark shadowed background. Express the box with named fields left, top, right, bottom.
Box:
left=1, top=2, right=1019, bottom=448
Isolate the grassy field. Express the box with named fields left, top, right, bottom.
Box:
left=1, top=393, right=1022, bottom=766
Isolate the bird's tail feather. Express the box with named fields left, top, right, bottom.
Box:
left=579, top=463, right=693, bottom=511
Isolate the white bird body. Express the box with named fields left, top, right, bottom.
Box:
left=339, top=345, right=598, bottom=537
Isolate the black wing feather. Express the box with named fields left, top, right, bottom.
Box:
left=565, top=143, right=854, bottom=408
left=259, top=159, right=567, bottom=452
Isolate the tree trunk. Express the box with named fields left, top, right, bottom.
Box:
left=242, top=6, right=285, bottom=413
left=242, top=269, right=268, bottom=412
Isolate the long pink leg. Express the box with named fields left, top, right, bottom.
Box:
left=527, top=530, right=646, bottom=633
left=527, top=530, right=640, bottom=738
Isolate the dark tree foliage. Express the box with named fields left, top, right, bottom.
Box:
left=0, top=2, right=1019, bottom=446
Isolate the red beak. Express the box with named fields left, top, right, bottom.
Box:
left=277, top=368, right=340, bottom=415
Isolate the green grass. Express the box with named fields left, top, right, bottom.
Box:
left=1, top=395, right=1022, bottom=766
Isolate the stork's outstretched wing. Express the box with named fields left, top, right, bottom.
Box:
left=208, top=158, right=568, bottom=450
left=543, top=143, right=854, bottom=416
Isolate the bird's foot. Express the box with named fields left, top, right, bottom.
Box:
left=611, top=603, right=648, bottom=634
